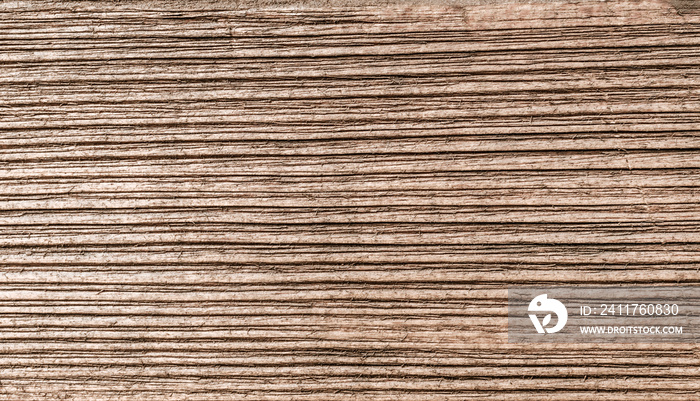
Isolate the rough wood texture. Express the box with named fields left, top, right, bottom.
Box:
left=2, top=0, right=700, bottom=399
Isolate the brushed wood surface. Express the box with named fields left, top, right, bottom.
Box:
left=1, top=0, right=700, bottom=399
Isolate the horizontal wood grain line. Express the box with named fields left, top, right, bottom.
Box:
left=0, top=340, right=693, bottom=350
left=4, top=85, right=699, bottom=104
left=1, top=169, right=695, bottom=187
left=5, top=152, right=700, bottom=175
left=0, top=16, right=693, bottom=36
left=0, top=268, right=694, bottom=282
left=0, top=338, right=694, bottom=354
left=3, top=55, right=699, bottom=83
left=0, top=355, right=698, bottom=366
left=3, top=206, right=700, bottom=224
left=5, top=123, right=699, bottom=140
left=4, top=26, right=698, bottom=46
left=1, top=228, right=698, bottom=246
left=0, top=377, right=695, bottom=392
left=1, top=390, right=694, bottom=401
left=2, top=243, right=699, bottom=263
left=4, top=138, right=700, bottom=158
left=2, top=28, right=699, bottom=58
left=0, top=365, right=699, bottom=379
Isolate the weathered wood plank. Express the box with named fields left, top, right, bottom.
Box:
left=1, top=0, right=700, bottom=399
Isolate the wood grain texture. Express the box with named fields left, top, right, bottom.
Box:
left=1, top=0, right=700, bottom=399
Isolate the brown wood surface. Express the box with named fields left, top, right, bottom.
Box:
left=2, top=0, right=700, bottom=399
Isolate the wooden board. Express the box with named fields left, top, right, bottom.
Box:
left=1, top=0, right=699, bottom=399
